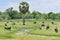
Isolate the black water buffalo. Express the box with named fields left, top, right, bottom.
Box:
left=4, top=26, right=11, bottom=30
left=42, top=21, right=44, bottom=23
left=5, top=24, right=7, bottom=26
left=41, top=23, right=45, bottom=26
left=7, top=21, right=9, bottom=23
left=33, top=21, right=36, bottom=24
left=51, top=21, right=54, bottom=24
left=39, top=27, right=42, bottom=30
left=46, top=25, right=49, bottom=30
left=55, top=27, right=58, bottom=33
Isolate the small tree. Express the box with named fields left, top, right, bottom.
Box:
left=19, top=2, right=29, bottom=25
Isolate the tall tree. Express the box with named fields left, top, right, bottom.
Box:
left=19, top=2, right=29, bottom=25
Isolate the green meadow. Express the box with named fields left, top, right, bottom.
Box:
left=0, top=19, right=60, bottom=40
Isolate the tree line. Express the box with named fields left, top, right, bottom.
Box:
left=0, top=8, right=60, bottom=20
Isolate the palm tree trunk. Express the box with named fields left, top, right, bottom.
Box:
left=22, top=14, right=25, bottom=25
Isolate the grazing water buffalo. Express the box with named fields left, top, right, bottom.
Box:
left=39, top=27, right=42, bottom=30
left=55, top=27, right=58, bottom=33
left=33, top=21, right=36, bottom=24
left=41, top=23, right=45, bottom=26
left=51, top=21, right=54, bottom=24
left=4, top=26, right=11, bottom=30
left=5, top=24, right=7, bottom=26
left=7, top=21, right=9, bottom=23
left=46, top=25, right=49, bottom=30
left=42, top=21, right=44, bottom=23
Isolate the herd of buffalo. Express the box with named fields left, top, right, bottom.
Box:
left=33, top=21, right=58, bottom=33
left=4, top=21, right=58, bottom=33
left=39, top=21, right=58, bottom=33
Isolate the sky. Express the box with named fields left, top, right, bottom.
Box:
left=0, top=0, right=60, bottom=13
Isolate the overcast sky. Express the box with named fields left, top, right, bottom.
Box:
left=0, top=0, right=60, bottom=13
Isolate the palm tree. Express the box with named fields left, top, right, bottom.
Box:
left=19, top=2, right=29, bottom=25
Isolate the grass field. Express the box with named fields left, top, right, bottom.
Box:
left=0, top=19, right=60, bottom=40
